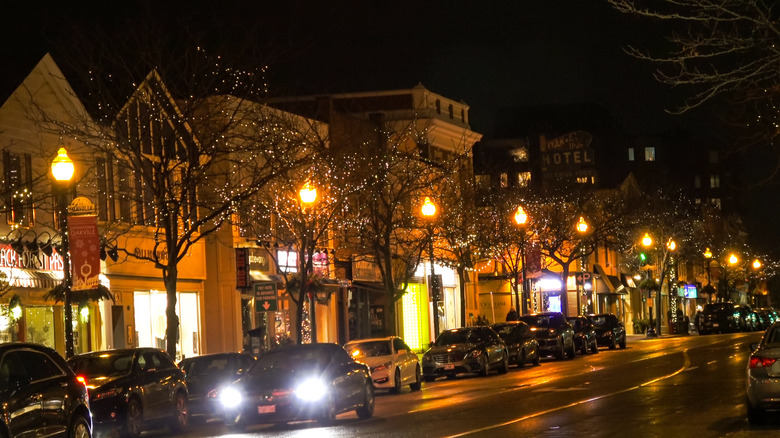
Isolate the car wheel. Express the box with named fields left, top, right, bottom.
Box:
left=518, top=350, right=526, bottom=367
left=122, top=398, right=143, bottom=438
left=498, top=352, right=509, bottom=374
left=410, top=365, right=422, bottom=391
left=555, top=339, right=565, bottom=360
left=747, top=400, right=765, bottom=425
left=609, top=338, right=617, bottom=350
left=391, top=368, right=402, bottom=394
left=619, top=338, right=626, bottom=349
left=566, top=339, right=576, bottom=359
left=580, top=340, right=588, bottom=355
left=169, top=391, right=188, bottom=434
left=591, top=340, right=599, bottom=354
left=70, top=415, right=91, bottom=438
left=356, top=381, right=375, bottom=419
left=480, top=354, right=490, bottom=377
left=318, top=394, right=338, bottom=425
left=533, top=351, right=541, bottom=366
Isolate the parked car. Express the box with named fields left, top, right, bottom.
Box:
left=217, top=343, right=374, bottom=430
left=0, top=342, right=92, bottom=437
left=68, top=348, right=188, bottom=438
left=491, top=321, right=541, bottom=367
left=588, top=314, right=627, bottom=349
left=519, top=312, right=576, bottom=360
left=697, top=302, right=739, bottom=335
left=735, top=305, right=758, bottom=332
left=567, top=316, right=599, bottom=354
left=422, top=326, right=508, bottom=381
left=344, top=336, right=422, bottom=393
left=746, top=321, right=780, bottom=424
left=756, top=308, right=779, bottom=330
left=178, top=352, right=256, bottom=423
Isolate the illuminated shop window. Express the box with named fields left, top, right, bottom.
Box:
left=402, top=284, right=424, bottom=351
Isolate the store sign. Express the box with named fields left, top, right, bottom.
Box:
left=254, top=282, right=278, bottom=312
left=540, top=131, right=596, bottom=180
left=235, top=248, right=249, bottom=289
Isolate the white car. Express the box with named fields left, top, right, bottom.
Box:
left=344, top=336, right=422, bottom=393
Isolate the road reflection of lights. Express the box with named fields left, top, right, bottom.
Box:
left=289, top=427, right=340, bottom=438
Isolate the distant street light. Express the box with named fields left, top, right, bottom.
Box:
left=299, top=182, right=317, bottom=343
left=576, top=216, right=588, bottom=315
left=514, top=206, right=529, bottom=315
left=51, top=147, right=75, bottom=358
left=642, top=233, right=656, bottom=337
left=421, top=197, right=440, bottom=338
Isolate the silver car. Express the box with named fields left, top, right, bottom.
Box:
left=746, top=321, right=780, bottom=424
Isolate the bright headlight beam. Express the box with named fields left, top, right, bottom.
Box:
left=295, top=377, right=328, bottom=402
left=219, top=386, right=243, bottom=409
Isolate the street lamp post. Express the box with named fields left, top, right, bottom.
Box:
left=514, top=206, right=528, bottom=315
left=421, top=197, right=440, bottom=338
left=51, top=147, right=75, bottom=358
left=576, top=217, right=588, bottom=315
left=642, top=233, right=657, bottom=337
left=299, top=182, right=317, bottom=343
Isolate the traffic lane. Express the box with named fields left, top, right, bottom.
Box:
left=448, top=332, right=764, bottom=438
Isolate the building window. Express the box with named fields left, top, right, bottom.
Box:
left=475, top=174, right=490, bottom=190
left=709, top=150, right=719, bottom=164
left=3, top=151, right=33, bottom=227
left=461, top=108, right=465, bottom=123
left=517, top=172, right=531, bottom=187
left=694, top=175, right=701, bottom=189
left=435, top=100, right=441, bottom=114
left=695, top=198, right=701, bottom=205
left=576, top=177, right=588, bottom=184
left=644, top=147, right=655, bottom=162
left=710, top=174, right=720, bottom=188
left=500, top=173, right=508, bottom=188
left=627, top=148, right=634, bottom=162
left=510, top=148, right=528, bottom=162
left=711, top=198, right=721, bottom=209
left=448, top=104, right=454, bottom=119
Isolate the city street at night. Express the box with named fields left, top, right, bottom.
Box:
left=139, top=333, right=769, bottom=438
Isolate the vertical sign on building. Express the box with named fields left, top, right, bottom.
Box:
left=235, top=248, right=249, bottom=289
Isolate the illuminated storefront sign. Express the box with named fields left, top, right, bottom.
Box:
left=401, top=283, right=425, bottom=351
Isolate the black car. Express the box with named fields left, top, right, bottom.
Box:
left=217, top=343, right=374, bottom=430
left=0, top=342, right=92, bottom=437
left=68, top=348, right=189, bottom=438
left=697, top=302, right=739, bottom=335
left=588, top=314, right=627, bottom=349
left=567, top=316, right=599, bottom=354
left=519, top=312, right=576, bottom=360
left=491, top=321, right=541, bottom=367
left=178, top=352, right=256, bottom=423
left=422, top=326, right=509, bottom=380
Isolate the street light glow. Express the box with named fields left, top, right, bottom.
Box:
left=642, top=233, right=652, bottom=247
left=421, top=196, right=436, bottom=218
left=576, top=216, right=588, bottom=233
left=299, top=182, right=317, bottom=204
left=51, top=147, right=74, bottom=182
left=704, top=248, right=712, bottom=259
left=667, top=239, right=676, bottom=251
left=514, top=205, right=528, bottom=226
left=729, top=254, right=738, bottom=265
left=753, top=259, right=762, bottom=270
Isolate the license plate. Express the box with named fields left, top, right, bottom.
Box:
left=713, top=323, right=719, bottom=327
left=258, top=405, right=276, bottom=414
left=444, top=364, right=455, bottom=370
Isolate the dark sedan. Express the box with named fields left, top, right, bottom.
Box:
left=492, top=321, right=541, bottom=367
left=0, top=342, right=92, bottom=437
left=567, top=316, right=599, bottom=355
left=588, top=313, right=627, bottom=349
left=422, top=326, right=509, bottom=381
left=68, top=348, right=189, bottom=438
left=217, top=343, right=374, bottom=430
left=178, top=352, right=256, bottom=423
left=519, top=312, right=576, bottom=360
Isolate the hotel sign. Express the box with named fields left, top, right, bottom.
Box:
left=540, top=131, right=595, bottom=180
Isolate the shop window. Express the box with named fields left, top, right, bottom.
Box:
left=134, top=290, right=199, bottom=361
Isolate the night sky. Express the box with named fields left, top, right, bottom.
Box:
left=2, top=1, right=776, bottom=253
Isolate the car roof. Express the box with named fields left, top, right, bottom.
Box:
left=345, top=336, right=396, bottom=344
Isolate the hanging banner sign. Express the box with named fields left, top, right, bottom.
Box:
left=67, top=215, right=100, bottom=291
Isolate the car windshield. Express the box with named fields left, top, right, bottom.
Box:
left=589, top=316, right=610, bottom=327
left=345, top=341, right=392, bottom=358
left=68, top=352, right=134, bottom=378
left=249, top=346, right=334, bottom=376
left=180, top=356, right=236, bottom=376
left=520, top=314, right=562, bottom=328
left=704, top=303, right=733, bottom=314
left=569, top=319, right=583, bottom=330
left=434, top=329, right=479, bottom=346
left=492, top=325, right=515, bottom=336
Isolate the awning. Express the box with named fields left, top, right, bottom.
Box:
left=1, top=268, right=60, bottom=290
left=351, top=281, right=387, bottom=293
left=249, top=272, right=284, bottom=288
left=593, top=264, right=628, bottom=295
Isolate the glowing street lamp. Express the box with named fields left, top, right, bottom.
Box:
left=421, top=197, right=441, bottom=338
left=514, top=206, right=529, bottom=315
left=729, top=253, right=738, bottom=266
left=51, top=147, right=75, bottom=358
left=576, top=216, right=588, bottom=315
left=753, top=259, right=762, bottom=270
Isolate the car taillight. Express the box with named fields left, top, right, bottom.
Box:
left=749, top=355, right=777, bottom=368
left=76, top=375, right=87, bottom=387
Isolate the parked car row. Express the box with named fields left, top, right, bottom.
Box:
left=0, top=312, right=629, bottom=436
left=697, top=303, right=779, bottom=335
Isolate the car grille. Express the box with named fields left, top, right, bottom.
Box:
left=432, top=353, right=461, bottom=363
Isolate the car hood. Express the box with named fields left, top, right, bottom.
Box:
left=236, top=368, right=329, bottom=393
left=82, top=374, right=128, bottom=391
left=425, top=343, right=478, bottom=356
left=353, top=355, right=393, bottom=368
left=186, top=373, right=239, bottom=397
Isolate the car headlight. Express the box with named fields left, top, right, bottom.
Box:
left=295, top=378, right=328, bottom=402
left=218, top=386, right=243, bottom=409
left=467, top=349, right=483, bottom=358
left=548, top=329, right=558, bottom=336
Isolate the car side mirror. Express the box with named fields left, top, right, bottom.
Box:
left=429, top=342, right=435, bottom=348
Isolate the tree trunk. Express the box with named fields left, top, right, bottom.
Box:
left=457, top=266, right=467, bottom=326
left=164, top=267, right=180, bottom=360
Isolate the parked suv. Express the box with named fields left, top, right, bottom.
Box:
left=492, top=321, right=541, bottom=367
left=422, top=326, right=508, bottom=380
left=697, top=302, right=739, bottom=335
left=588, top=313, right=627, bottom=349
left=519, top=312, right=576, bottom=360
left=567, top=315, right=599, bottom=354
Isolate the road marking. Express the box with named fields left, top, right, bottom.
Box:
left=446, top=349, right=691, bottom=438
